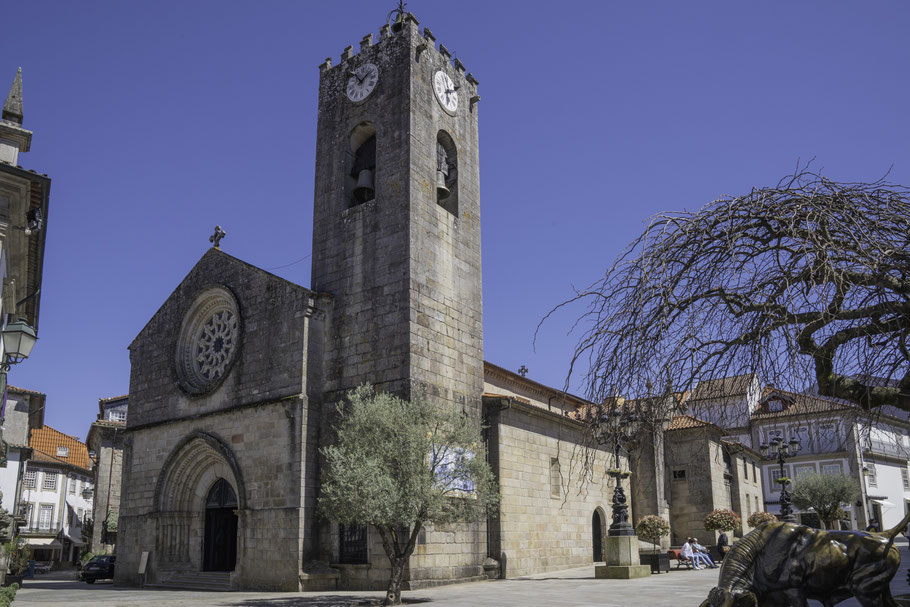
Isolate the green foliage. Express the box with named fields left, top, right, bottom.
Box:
left=319, top=385, right=499, bottom=529
left=791, top=472, right=859, bottom=529
left=0, top=582, right=17, bottom=606
left=636, top=515, right=670, bottom=552
left=105, top=510, right=118, bottom=532
left=2, top=537, right=30, bottom=577
left=747, top=511, right=778, bottom=527
left=704, top=509, right=741, bottom=532
left=319, top=385, right=499, bottom=605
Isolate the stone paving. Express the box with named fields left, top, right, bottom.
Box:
left=15, top=547, right=910, bottom=607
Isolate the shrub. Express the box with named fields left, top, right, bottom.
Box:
left=0, top=582, right=17, bottom=606
left=704, top=509, right=741, bottom=532
left=3, top=537, right=30, bottom=577
left=636, top=515, right=671, bottom=553
left=747, top=511, right=778, bottom=527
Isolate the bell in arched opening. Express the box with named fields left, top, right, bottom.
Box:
left=353, top=169, right=375, bottom=204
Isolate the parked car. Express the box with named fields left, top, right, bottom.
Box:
left=80, top=555, right=115, bottom=583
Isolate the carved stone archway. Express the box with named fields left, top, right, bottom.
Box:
left=153, top=431, right=246, bottom=573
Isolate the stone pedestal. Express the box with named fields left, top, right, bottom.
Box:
left=595, top=535, right=651, bottom=580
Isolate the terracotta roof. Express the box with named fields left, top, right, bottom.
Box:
left=29, top=425, right=91, bottom=472
left=666, top=415, right=713, bottom=431
left=689, top=374, right=757, bottom=401
left=7, top=385, right=45, bottom=397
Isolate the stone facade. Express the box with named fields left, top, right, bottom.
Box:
left=664, top=418, right=764, bottom=546
left=86, top=395, right=128, bottom=554
left=116, top=250, right=330, bottom=590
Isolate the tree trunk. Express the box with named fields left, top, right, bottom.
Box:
left=384, top=557, right=406, bottom=606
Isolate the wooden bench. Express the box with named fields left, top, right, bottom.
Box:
left=668, top=548, right=694, bottom=569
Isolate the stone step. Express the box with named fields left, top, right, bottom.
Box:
left=147, top=571, right=233, bottom=591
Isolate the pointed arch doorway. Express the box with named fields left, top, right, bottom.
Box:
left=203, top=479, right=238, bottom=571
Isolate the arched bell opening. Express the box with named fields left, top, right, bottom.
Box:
left=592, top=507, right=606, bottom=562
left=203, top=478, right=238, bottom=572
left=347, top=122, right=377, bottom=205
left=436, top=130, right=458, bottom=215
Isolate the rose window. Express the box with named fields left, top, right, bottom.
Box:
left=176, top=287, right=241, bottom=394
left=195, top=310, right=237, bottom=381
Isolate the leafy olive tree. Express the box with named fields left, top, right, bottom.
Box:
left=541, top=171, right=910, bottom=421
left=791, top=472, right=859, bottom=530
left=319, top=385, right=498, bottom=606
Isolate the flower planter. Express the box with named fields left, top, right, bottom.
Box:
left=639, top=552, right=670, bottom=574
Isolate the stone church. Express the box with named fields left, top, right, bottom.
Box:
left=115, top=13, right=622, bottom=591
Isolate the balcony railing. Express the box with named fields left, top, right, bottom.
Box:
left=20, top=525, right=58, bottom=535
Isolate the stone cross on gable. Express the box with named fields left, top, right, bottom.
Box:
left=209, top=226, right=226, bottom=249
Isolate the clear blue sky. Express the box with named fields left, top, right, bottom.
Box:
left=2, top=1, right=908, bottom=440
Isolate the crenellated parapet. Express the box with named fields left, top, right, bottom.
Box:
left=316, top=13, right=480, bottom=111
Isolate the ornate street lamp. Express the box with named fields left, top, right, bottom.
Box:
left=759, top=436, right=801, bottom=523
left=0, top=317, right=38, bottom=466
left=597, top=403, right=641, bottom=537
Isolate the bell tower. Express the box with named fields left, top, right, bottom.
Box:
left=311, top=12, right=483, bottom=417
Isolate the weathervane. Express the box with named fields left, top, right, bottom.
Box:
left=209, top=225, right=226, bottom=249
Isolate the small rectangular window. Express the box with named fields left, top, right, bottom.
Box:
left=23, top=470, right=36, bottom=489
left=56, top=446, right=69, bottom=458
left=68, top=479, right=76, bottom=494
left=902, top=467, right=909, bottom=490
left=752, top=462, right=757, bottom=481
left=821, top=463, right=842, bottom=476
left=549, top=457, right=561, bottom=498
left=743, top=459, right=749, bottom=480
left=672, top=469, right=687, bottom=481
left=43, top=472, right=57, bottom=491
left=866, top=465, right=877, bottom=487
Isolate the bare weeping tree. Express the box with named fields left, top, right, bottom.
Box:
left=541, top=170, right=910, bottom=436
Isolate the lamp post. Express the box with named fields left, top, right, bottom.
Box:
left=759, top=436, right=801, bottom=523
left=0, top=317, right=38, bottom=465
left=598, top=404, right=640, bottom=537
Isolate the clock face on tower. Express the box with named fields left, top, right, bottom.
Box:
left=346, top=63, right=379, bottom=102
left=433, top=70, right=458, bottom=114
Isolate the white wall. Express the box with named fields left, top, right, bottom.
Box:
left=865, top=460, right=910, bottom=531
left=0, top=449, right=22, bottom=512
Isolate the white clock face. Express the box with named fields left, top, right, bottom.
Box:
left=433, top=70, right=458, bottom=114
left=346, top=63, right=379, bottom=102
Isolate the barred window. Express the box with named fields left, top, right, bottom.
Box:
left=339, top=524, right=368, bottom=564
left=23, top=470, right=36, bottom=489
left=43, top=472, right=57, bottom=491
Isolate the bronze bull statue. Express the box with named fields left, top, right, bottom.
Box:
left=699, top=511, right=910, bottom=607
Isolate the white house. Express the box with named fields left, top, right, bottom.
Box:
left=20, top=425, right=93, bottom=565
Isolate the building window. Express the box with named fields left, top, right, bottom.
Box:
left=770, top=466, right=789, bottom=490
left=768, top=400, right=783, bottom=412
left=550, top=457, right=561, bottom=498
left=56, top=446, right=69, bottom=458
left=902, top=467, right=910, bottom=491
left=794, top=464, right=816, bottom=481
left=822, top=463, right=842, bottom=476
left=43, top=472, right=57, bottom=491
left=752, top=462, right=757, bottom=482
left=672, top=469, right=687, bottom=481
left=817, top=422, right=839, bottom=451
left=866, top=465, right=877, bottom=487
left=338, top=524, right=369, bottom=564
left=754, top=495, right=760, bottom=514
left=38, top=505, right=53, bottom=530
left=743, top=459, right=749, bottom=480
left=69, top=478, right=77, bottom=494
left=23, top=470, right=36, bottom=489
left=24, top=504, right=32, bottom=528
